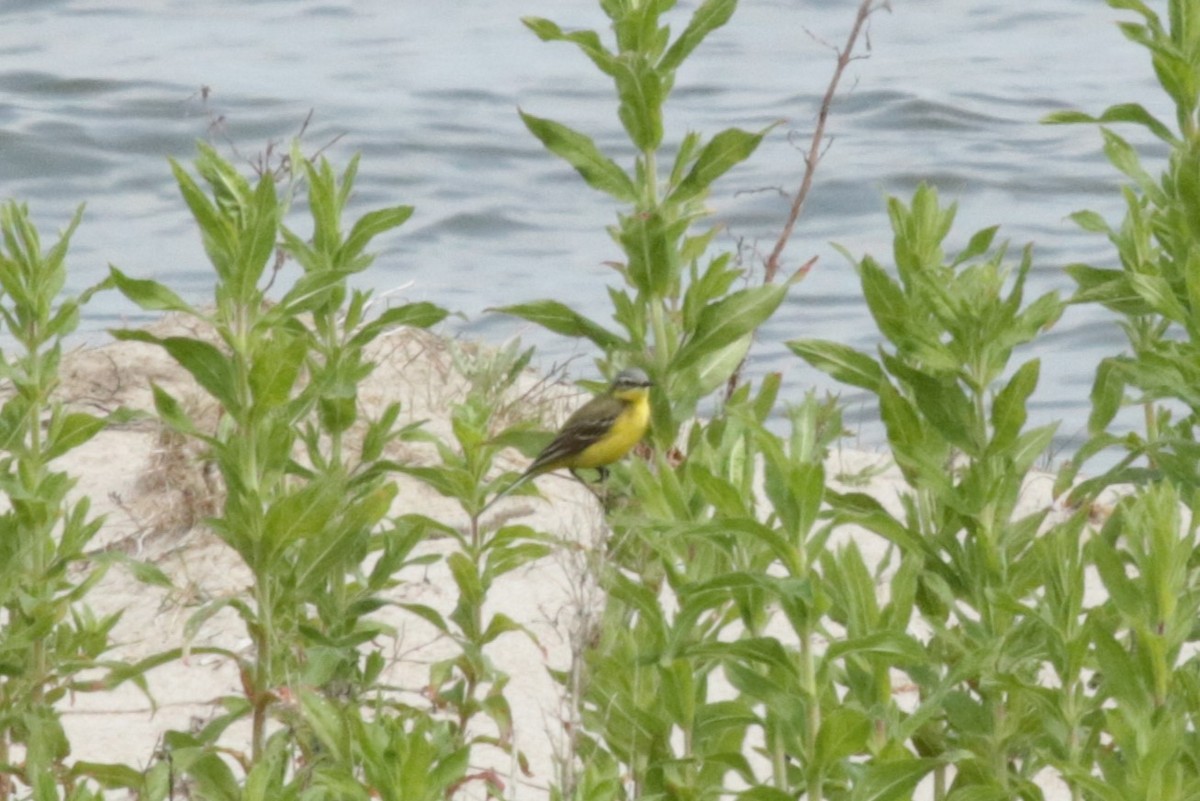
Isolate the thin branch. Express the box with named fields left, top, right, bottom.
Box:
left=764, top=0, right=890, bottom=284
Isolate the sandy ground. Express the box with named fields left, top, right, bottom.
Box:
left=44, top=317, right=1090, bottom=799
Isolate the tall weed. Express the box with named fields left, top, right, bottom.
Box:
left=108, top=144, right=450, bottom=793
left=1046, top=0, right=1200, bottom=496
left=0, top=204, right=126, bottom=800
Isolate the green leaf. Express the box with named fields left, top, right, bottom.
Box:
left=519, top=110, right=637, bottom=201
left=372, top=300, right=447, bottom=330
left=1089, top=623, right=1142, bottom=705
left=277, top=268, right=351, bottom=315
left=826, top=630, right=928, bottom=664
left=878, top=381, right=950, bottom=491
left=112, top=330, right=239, bottom=413
left=826, top=491, right=926, bottom=556
left=1010, top=423, right=1058, bottom=475
left=481, top=612, right=524, bottom=645
left=350, top=301, right=449, bottom=349
left=859, top=256, right=912, bottom=345
left=44, top=412, right=105, bottom=461
left=684, top=333, right=752, bottom=398
left=1128, top=272, right=1189, bottom=323
left=990, top=359, right=1039, bottom=451
left=1101, top=127, right=1154, bottom=188
left=673, top=285, right=787, bottom=372
left=943, top=783, right=1012, bottom=801
left=789, top=339, right=885, bottom=392
left=1041, top=109, right=1097, bottom=125
left=175, top=747, right=240, bottom=801
left=670, top=127, right=767, bottom=203
left=719, top=519, right=804, bottom=575
left=340, top=205, right=414, bottom=262
left=299, top=689, right=348, bottom=758
left=88, top=549, right=173, bottom=589
left=170, top=158, right=234, bottom=279
left=815, top=706, right=871, bottom=765
left=1069, top=209, right=1112, bottom=233
left=492, top=299, right=627, bottom=350
left=150, top=383, right=199, bottom=436
left=237, top=170, right=281, bottom=300
left=262, top=481, right=341, bottom=558
left=752, top=370, right=782, bottom=423
left=1042, top=102, right=1176, bottom=143
left=1065, top=263, right=1147, bottom=313
left=162, top=337, right=240, bottom=412
left=660, top=0, right=737, bottom=71
left=620, top=207, right=678, bottom=296
left=522, top=17, right=617, bottom=75
left=688, top=465, right=747, bottom=516
left=250, top=332, right=307, bottom=409
left=447, top=552, right=484, bottom=611
left=398, top=602, right=449, bottom=634
left=394, top=464, right=478, bottom=502
left=1088, top=357, right=1126, bottom=433
left=950, top=224, right=999, bottom=267
left=427, top=745, right=470, bottom=799
left=738, top=789, right=796, bottom=801
left=613, top=55, right=665, bottom=151
left=107, top=266, right=196, bottom=314
left=1089, top=533, right=1143, bottom=618
left=70, top=761, right=147, bottom=791
left=850, top=758, right=941, bottom=801
left=885, top=358, right=977, bottom=455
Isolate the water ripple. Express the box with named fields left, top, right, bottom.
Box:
left=0, top=0, right=1167, bottom=443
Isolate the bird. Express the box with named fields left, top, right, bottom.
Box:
left=482, top=367, right=653, bottom=511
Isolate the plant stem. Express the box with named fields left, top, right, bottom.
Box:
left=991, top=697, right=1008, bottom=790
left=23, top=323, right=50, bottom=705
left=770, top=724, right=788, bottom=792
left=252, top=577, right=273, bottom=761
left=800, top=624, right=821, bottom=801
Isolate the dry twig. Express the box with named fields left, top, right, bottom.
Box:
left=764, top=0, right=891, bottom=284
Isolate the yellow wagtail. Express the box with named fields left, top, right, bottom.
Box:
left=483, top=368, right=653, bottom=510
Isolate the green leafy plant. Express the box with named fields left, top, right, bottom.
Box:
left=298, top=690, right=469, bottom=801
left=791, top=185, right=1070, bottom=798
left=106, top=143, right=447, bottom=788
left=1044, top=0, right=1200, bottom=497
left=394, top=344, right=557, bottom=785
left=500, top=0, right=788, bottom=446
left=554, top=379, right=947, bottom=801
left=0, top=202, right=128, bottom=801
left=1030, top=5, right=1200, bottom=798
left=1061, top=482, right=1200, bottom=800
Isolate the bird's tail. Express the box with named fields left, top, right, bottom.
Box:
left=479, top=469, right=537, bottom=514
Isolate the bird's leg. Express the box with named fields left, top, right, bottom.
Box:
left=591, top=467, right=612, bottom=506
left=569, top=467, right=609, bottom=503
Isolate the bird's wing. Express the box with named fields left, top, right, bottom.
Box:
left=526, top=395, right=625, bottom=474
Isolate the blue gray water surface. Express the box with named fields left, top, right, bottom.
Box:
left=0, top=0, right=1169, bottom=453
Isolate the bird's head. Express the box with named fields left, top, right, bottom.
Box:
left=609, top=368, right=652, bottom=401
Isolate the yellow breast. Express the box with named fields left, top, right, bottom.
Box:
left=570, top=391, right=650, bottom=469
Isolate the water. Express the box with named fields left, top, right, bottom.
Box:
left=0, top=0, right=1170, bottom=452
